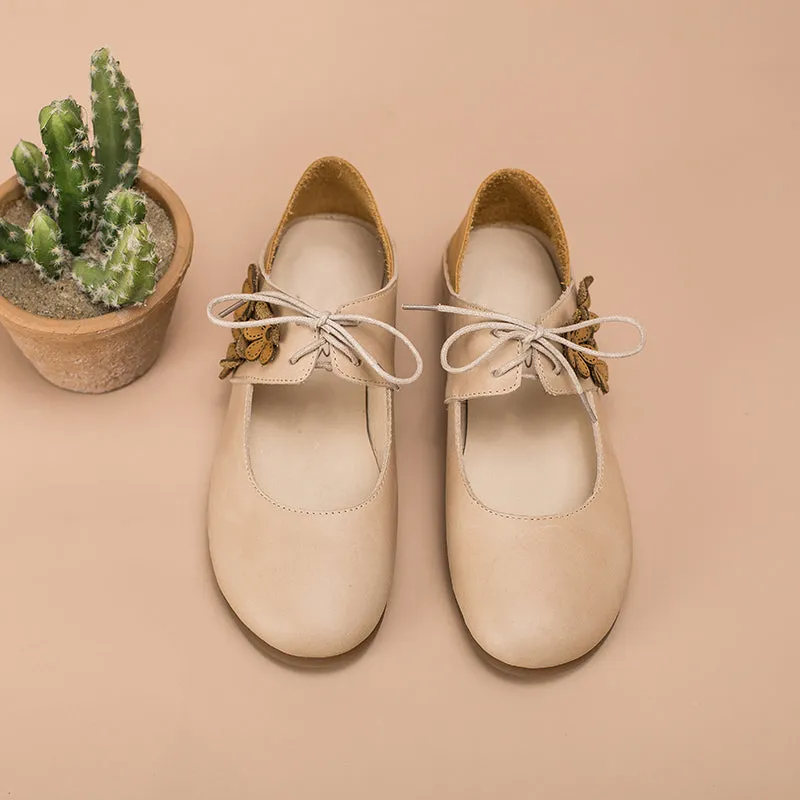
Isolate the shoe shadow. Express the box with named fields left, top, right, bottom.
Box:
left=229, top=597, right=383, bottom=672
left=460, top=608, right=620, bottom=683
left=202, top=524, right=381, bottom=673
left=430, top=418, right=618, bottom=684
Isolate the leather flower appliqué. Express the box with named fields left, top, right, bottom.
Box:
left=218, top=264, right=280, bottom=379
left=564, top=275, right=610, bottom=393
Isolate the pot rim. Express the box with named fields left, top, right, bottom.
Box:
left=0, top=167, right=193, bottom=338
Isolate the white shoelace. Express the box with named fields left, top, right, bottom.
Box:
left=403, top=302, right=645, bottom=419
left=208, top=290, right=423, bottom=389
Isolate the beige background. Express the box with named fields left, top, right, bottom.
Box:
left=1, top=1, right=799, bottom=797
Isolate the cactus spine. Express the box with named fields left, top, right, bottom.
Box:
left=70, top=256, right=108, bottom=296
left=72, top=222, right=158, bottom=307
left=11, top=141, right=53, bottom=208
left=25, top=208, right=66, bottom=281
left=39, top=98, right=96, bottom=255
left=91, top=48, right=142, bottom=208
left=99, top=187, right=146, bottom=252
left=0, top=219, right=27, bottom=263
left=1, top=48, right=158, bottom=310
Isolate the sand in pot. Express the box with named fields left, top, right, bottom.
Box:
left=0, top=194, right=175, bottom=319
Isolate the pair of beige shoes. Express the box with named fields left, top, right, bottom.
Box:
left=206, top=157, right=645, bottom=669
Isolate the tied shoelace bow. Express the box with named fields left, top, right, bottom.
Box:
left=208, top=289, right=423, bottom=389
left=403, top=301, right=645, bottom=421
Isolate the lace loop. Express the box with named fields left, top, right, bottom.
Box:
left=403, top=302, right=645, bottom=421
left=209, top=289, right=423, bottom=388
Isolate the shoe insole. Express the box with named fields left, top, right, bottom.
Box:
left=459, top=225, right=596, bottom=517
left=249, top=216, right=385, bottom=511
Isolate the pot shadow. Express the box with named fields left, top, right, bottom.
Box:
left=0, top=327, right=42, bottom=386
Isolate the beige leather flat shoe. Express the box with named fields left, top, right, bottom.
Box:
left=207, top=157, right=422, bottom=658
left=407, top=169, right=645, bottom=668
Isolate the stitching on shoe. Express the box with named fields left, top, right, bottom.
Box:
left=441, top=252, right=524, bottom=401
left=241, top=383, right=394, bottom=517
left=337, top=271, right=398, bottom=313
left=332, top=273, right=398, bottom=387
left=451, top=401, right=607, bottom=522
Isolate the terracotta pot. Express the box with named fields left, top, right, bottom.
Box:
left=0, top=168, right=193, bottom=393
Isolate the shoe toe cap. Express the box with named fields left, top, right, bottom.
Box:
left=449, top=515, right=631, bottom=669
left=227, top=583, right=385, bottom=659
left=464, top=600, right=620, bottom=669
left=209, top=508, right=395, bottom=659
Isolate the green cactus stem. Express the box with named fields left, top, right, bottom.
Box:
left=91, top=48, right=142, bottom=208
left=26, top=208, right=66, bottom=281
left=99, top=187, right=146, bottom=252
left=39, top=98, right=96, bottom=255
left=11, top=140, right=53, bottom=208
left=0, top=219, right=27, bottom=263
left=73, top=222, right=158, bottom=307
left=70, top=256, right=108, bottom=296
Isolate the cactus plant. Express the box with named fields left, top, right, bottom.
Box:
left=26, top=208, right=66, bottom=281
left=39, top=98, right=97, bottom=255
left=0, top=47, right=160, bottom=309
left=90, top=48, right=142, bottom=208
left=0, top=220, right=27, bottom=263
left=73, top=223, right=157, bottom=307
left=98, top=187, right=146, bottom=252
left=11, top=140, right=53, bottom=208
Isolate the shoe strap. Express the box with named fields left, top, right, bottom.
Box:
left=405, top=278, right=644, bottom=422
left=209, top=278, right=422, bottom=389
